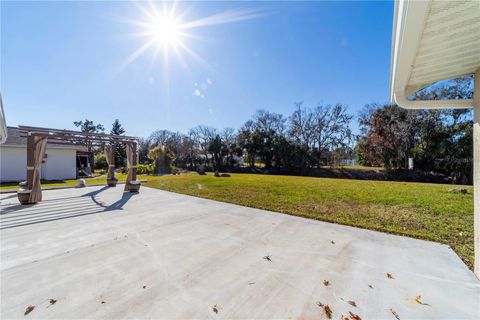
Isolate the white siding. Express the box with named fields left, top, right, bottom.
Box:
left=0, top=146, right=77, bottom=182
left=44, top=148, right=77, bottom=180
left=0, top=146, right=26, bottom=182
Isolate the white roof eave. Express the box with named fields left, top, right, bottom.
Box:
left=390, top=0, right=477, bottom=110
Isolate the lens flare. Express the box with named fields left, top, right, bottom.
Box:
left=118, top=0, right=264, bottom=71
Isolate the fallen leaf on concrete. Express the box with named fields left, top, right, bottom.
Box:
left=415, top=295, right=431, bottom=306
left=348, top=311, right=361, bottom=320
left=263, top=255, right=271, bottom=261
left=323, top=280, right=330, bottom=286
left=316, top=302, right=332, bottom=319
left=49, top=299, right=57, bottom=305
left=323, top=305, right=332, bottom=319
left=387, top=273, right=394, bottom=279
left=212, top=304, right=219, bottom=314
left=390, top=309, right=400, bottom=320
left=347, top=300, right=357, bottom=307
left=340, top=316, right=349, bottom=320
left=24, top=305, right=35, bottom=316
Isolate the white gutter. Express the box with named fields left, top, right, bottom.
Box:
left=393, top=92, right=474, bottom=110
left=390, top=0, right=474, bottom=110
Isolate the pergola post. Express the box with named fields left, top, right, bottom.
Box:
left=19, top=134, right=48, bottom=204
left=17, top=134, right=36, bottom=204
left=124, top=141, right=140, bottom=192
left=131, top=142, right=138, bottom=182
left=105, top=145, right=117, bottom=187
left=474, top=69, right=480, bottom=278
left=26, top=134, right=35, bottom=189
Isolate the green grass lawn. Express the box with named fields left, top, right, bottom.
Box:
left=1, top=172, right=473, bottom=269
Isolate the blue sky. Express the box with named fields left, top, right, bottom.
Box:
left=1, top=1, right=394, bottom=137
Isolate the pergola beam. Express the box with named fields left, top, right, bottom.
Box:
left=18, top=125, right=137, bottom=140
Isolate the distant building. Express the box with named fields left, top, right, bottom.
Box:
left=0, top=127, right=90, bottom=182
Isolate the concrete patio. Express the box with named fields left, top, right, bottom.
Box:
left=1, top=186, right=479, bottom=319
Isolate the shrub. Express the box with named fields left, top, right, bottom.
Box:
left=94, top=154, right=108, bottom=170
left=148, top=145, right=175, bottom=174
left=197, top=164, right=207, bottom=175
left=169, top=166, right=181, bottom=175
left=137, top=163, right=155, bottom=174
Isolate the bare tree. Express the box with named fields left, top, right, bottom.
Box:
left=253, top=109, right=286, bottom=134
left=188, top=125, right=217, bottom=166
left=311, top=104, right=353, bottom=167
left=288, top=102, right=315, bottom=149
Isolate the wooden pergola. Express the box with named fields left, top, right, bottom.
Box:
left=17, top=125, right=140, bottom=204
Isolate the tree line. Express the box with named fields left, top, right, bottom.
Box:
left=79, top=75, right=473, bottom=184
left=137, top=103, right=355, bottom=174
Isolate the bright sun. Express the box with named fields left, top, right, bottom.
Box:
left=150, top=16, right=181, bottom=47
left=120, top=1, right=263, bottom=70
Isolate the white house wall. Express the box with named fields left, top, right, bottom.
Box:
left=44, top=148, right=77, bottom=180
left=0, top=146, right=26, bottom=182
left=0, top=146, right=77, bottom=182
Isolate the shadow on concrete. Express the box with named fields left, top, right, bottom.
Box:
left=0, top=187, right=137, bottom=229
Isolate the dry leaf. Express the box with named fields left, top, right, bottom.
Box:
left=323, top=280, right=330, bottom=286
left=49, top=299, right=57, bottom=305
left=340, top=316, right=349, bottom=320
left=415, top=295, right=431, bottom=306
left=387, top=272, right=394, bottom=279
left=317, top=302, right=332, bottom=319
left=24, top=305, right=35, bottom=316
left=347, top=300, right=357, bottom=307
left=348, top=311, right=361, bottom=320
left=263, top=255, right=271, bottom=261
left=323, top=304, right=333, bottom=319
left=390, top=309, right=400, bottom=320
left=212, top=304, right=219, bottom=314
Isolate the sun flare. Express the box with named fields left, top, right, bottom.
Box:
left=150, top=17, right=181, bottom=46
left=119, top=0, right=263, bottom=71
